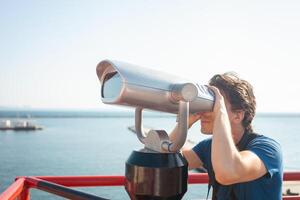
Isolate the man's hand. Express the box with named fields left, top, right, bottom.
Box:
left=208, top=85, right=227, bottom=114
left=188, top=112, right=202, bottom=128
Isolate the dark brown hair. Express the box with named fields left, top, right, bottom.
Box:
left=209, top=72, right=256, bottom=133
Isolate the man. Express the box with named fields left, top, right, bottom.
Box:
left=170, top=72, right=283, bottom=199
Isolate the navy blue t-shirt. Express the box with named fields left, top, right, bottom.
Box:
left=193, top=135, right=283, bottom=200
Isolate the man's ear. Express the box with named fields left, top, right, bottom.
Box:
left=233, top=110, right=245, bottom=123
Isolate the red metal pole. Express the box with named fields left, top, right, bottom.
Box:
left=14, top=172, right=300, bottom=187
left=284, top=172, right=300, bottom=181
left=18, top=187, right=30, bottom=200
left=188, top=173, right=209, bottom=184
left=22, top=175, right=126, bottom=187
left=0, top=178, right=26, bottom=200
left=25, top=177, right=108, bottom=200
left=283, top=196, right=300, bottom=200
left=17, top=174, right=208, bottom=187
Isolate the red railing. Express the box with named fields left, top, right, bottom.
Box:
left=0, top=172, right=300, bottom=200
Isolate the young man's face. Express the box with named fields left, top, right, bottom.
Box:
left=199, top=111, right=214, bottom=134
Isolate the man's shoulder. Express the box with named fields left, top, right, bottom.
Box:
left=247, top=133, right=283, bottom=168
left=249, top=133, right=281, bottom=149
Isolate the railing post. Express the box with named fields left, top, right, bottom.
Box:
left=0, top=178, right=26, bottom=200
left=18, top=186, right=30, bottom=200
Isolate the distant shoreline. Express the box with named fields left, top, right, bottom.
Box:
left=0, top=109, right=170, bottom=118
left=1, top=109, right=300, bottom=118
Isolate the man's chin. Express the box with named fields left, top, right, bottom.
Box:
left=201, top=130, right=213, bottom=135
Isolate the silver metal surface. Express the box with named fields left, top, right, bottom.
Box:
left=144, top=130, right=170, bottom=152
left=135, top=107, right=146, bottom=144
left=135, top=104, right=189, bottom=152
left=96, top=59, right=215, bottom=152
left=96, top=60, right=214, bottom=114
left=161, top=101, right=189, bottom=152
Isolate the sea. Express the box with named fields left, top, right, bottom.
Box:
left=0, top=109, right=300, bottom=199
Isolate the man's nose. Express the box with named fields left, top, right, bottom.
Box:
left=200, top=112, right=212, bottom=118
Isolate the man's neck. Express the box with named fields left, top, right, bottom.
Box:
left=232, top=126, right=245, bottom=144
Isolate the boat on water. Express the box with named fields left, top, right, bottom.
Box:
left=0, top=119, right=42, bottom=131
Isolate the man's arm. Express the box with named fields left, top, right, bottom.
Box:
left=169, top=122, right=204, bottom=170
left=210, top=86, right=267, bottom=185
left=182, top=149, right=203, bottom=169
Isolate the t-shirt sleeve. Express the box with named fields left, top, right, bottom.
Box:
left=247, top=136, right=283, bottom=178
left=192, top=138, right=212, bottom=166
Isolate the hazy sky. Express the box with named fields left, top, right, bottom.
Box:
left=0, top=0, right=300, bottom=112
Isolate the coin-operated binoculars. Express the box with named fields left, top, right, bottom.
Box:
left=96, top=60, right=214, bottom=200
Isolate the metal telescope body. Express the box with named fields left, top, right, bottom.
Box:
left=96, top=60, right=214, bottom=152
left=96, top=60, right=215, bottom=200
